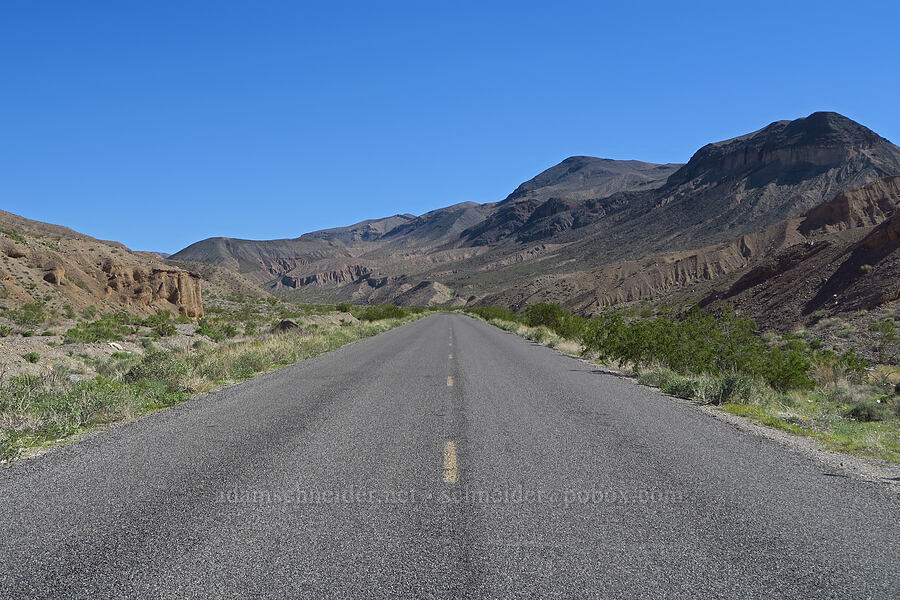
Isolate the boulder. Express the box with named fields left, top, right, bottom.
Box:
left=272, top=319, right=301, bottom=333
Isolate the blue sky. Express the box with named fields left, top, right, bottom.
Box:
left=2, top=1, right=898, bottom=253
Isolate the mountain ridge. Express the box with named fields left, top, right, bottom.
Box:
left=169, top=111, right=900, bottom=322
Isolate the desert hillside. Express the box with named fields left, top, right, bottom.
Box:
left=169, top=112, right=900, bottom=328
left=0, top=210, right=203, bottom=319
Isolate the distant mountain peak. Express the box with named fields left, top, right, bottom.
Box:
left=666, top=111, right=900, bottom=191
left=501, top=156, right=683, bottom=205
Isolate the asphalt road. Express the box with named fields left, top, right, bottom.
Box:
left=1, top=313, right=898, bottom=599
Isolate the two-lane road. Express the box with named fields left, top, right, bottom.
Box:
left=1, top=314, right=897, bottom=598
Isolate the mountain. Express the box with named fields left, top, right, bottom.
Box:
left=171, top=112, right=900, bottom=321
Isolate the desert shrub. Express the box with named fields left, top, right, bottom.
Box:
left=846, top=401, right=892, bottom=423
left=521, top=303, right=588, bottom=339
left=65, top=313, right=136, bottom=342
left=123, top=350, right=188, bottom=394
left=661, top=376, right=699, bottom=399
left=0, top=227, right=25, bottom=243
left=702, top=373, right=756, bottom=405
left=143, top=310, right=176, bottom=337
left=23, top=352, right=40, bottom=363
left=4, top=302, right=47, bottom=326
left=869, top=318, right=898, bottom=344
left=523, top=303, right=566, bottom=328
left=525, top=326, right=553, bottom=344
left=554, top=312, right=588, bottom=339
left=197, top=319, right=238, bottom=342
left=812, top=349, right=869, bottom=385
left=0, top=325, right=12, bottom=337
left=579, top=306, right=821, bottom=392
left=228, top=349, right=270, bottom=380
left=637, top=368, right=678, bottom=388
left=465, top=306, right=520, bottom=323
left=335, top=302, right=353, bottom=313
left=357, top=304, right=406, bottom=321
left=764, top=340, right=814, bottom=391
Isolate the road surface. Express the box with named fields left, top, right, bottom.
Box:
left=1, top=314, right=897, bottom=598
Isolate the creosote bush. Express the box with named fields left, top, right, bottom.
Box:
left=466, top=303, right=870, bottom=394
left=356, top=304, right=422, bottom=321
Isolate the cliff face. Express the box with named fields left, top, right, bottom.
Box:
left=0, top=210, right=203, bottom=318
left=101, top=259, right=204, bottom=317
left=273, top=264, right=372, bottom=289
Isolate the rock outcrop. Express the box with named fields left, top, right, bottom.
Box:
left=0, top=210, right=204, bottom=318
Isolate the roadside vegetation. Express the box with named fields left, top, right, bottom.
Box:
left=0, top=296, right=427, bottom=463
left=465, top=303, right=900, bottom=462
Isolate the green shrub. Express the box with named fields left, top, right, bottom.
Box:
left=0, top=226, right=25, bottom=243
left=124, top=350, right=188, bottom=389
left=4, top=301, right=47, bottom=326
left=143, top=310, right=176, bottom=337
left=703, top=373, right=756, bottom=405
left=229, top=349, right=269, bottom=380
left=846, top=401, right=892, bottom=423
left=637, top=368, right=678, bottom=388
left=0, top=325, right=12, bottom=337
left=869, top=318, right=898, bottom=343
left=65, top=313, right=136, bottom=342
left=357, top=304, right=406, bottom=321
left=523, top=303, right=566, bottom=328
left=764, top=340, right=814, bottom=391
left=465, top=305, right=521, bottom=323
left=335, top=302, right=353, bottom=313
left=197, top=319, right=238, bottom=342
left=521, top=303, right=588, bottom=339
left=23, top=352, right=40, bottom=363
left=661, top=376, right=699, bottom=399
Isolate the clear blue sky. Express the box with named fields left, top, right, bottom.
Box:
left=2, top=0, right=898, bottom=253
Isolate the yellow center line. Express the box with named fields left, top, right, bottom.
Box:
left=447, top=376, right=454, bottom=387
left=448, top=353, right=453, bottom=359
left=443, top=441, right=458, bottom=483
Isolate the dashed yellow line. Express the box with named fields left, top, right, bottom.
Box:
left=443, top=441, right=458, bottom=483
left=449, top=353, right=453, bottom=359
left=447, top=376, right=454, bottom=387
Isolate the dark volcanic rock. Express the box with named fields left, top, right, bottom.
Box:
left=272, top=319, right=301, bottom=333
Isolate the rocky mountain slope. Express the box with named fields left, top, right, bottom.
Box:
left=171, top=112, right=900, bottom=322
left=699, top=176, right=900, bottom=328
left=0, top=210, right=205, bottom=319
